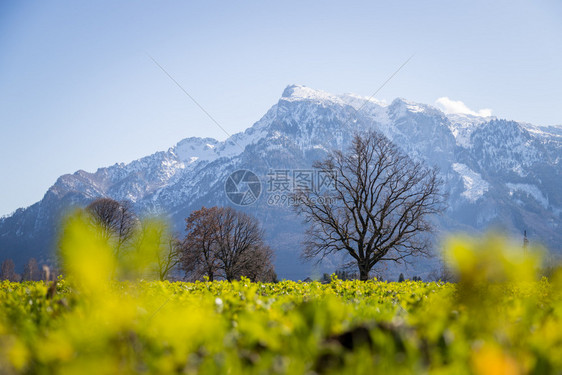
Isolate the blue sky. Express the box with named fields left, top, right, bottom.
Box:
left=1, top=0, right=561, bottom=216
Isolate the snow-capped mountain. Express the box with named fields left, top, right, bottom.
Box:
left=1, top=85, right=561, bottom=279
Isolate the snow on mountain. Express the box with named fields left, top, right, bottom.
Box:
left=281, top=85, right=342, bottom=103
left=446, top=113, right=496, bottom=148
left=506, top=183, right=549, bottom=209
left=1, top=84, right=561, bottom=280
left=452, top=163, right=489, bottom=202
left=172, top=137, right=220, bottom=164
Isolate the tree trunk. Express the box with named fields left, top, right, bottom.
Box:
left=358, top=263, right=369, bottom=281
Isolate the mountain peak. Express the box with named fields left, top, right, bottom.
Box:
left=389, top=97, right=435, bottom=116
left=281, top=85, right=340, bottom=103
left=1, top=84, right=561, bottom=280
left=171, top=137, right=219, bottom=163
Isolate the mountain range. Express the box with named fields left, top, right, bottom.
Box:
left=1, top=85, right=561, bottom=279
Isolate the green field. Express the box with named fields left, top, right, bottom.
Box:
left=0, top=216, right=559, bottom=374
left=0, top=272, right=560, bottom=374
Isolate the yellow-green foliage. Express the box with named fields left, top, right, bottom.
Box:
left=0, top=213, right=561, bottom=374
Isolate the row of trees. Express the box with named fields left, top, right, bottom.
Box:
left=81, top=198, right=276, bottom=282
left=182, top=206, right=276, bottom=282
left=4, top=130, right=445, bottom=283
left=1, top=258, right=53, bottom=281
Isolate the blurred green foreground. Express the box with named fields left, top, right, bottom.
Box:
left=0, top=212, right=561, bottom=374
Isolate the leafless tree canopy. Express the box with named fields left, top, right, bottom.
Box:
left=127, top=218, right=182, bottom=281
left=1, top=258, right=18, bottom=281
left=156, top=236, right=182, bottom=281
left=86, top=198, right=138, bottom=256
left=22, top=258, right=40, bottom=281
left=181, top=206, right=276, bottom=282
left=293, top=131, right=446, bottom=281
left=181, top=207, right=222, bottom=281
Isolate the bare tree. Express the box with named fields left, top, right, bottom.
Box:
left=181, top=206, right=276, bottom=282
left=214, top=208, right=268, bottom=281
left=22, top=258, right=40, bottom=281
left=293, top=131, right=446, bottom=281
left=182, top=207, right=222, bottom=281
left=428, top=260, right=456, bottom=282
left=122, top=218, right=180, bottom=281
left=1, top=259, right=18, bottom=281
left=236, top=245, right=277, bottom=283
left=156, top=235, right=182, bottom=281
left=86, top=198, right=138, bottom=256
